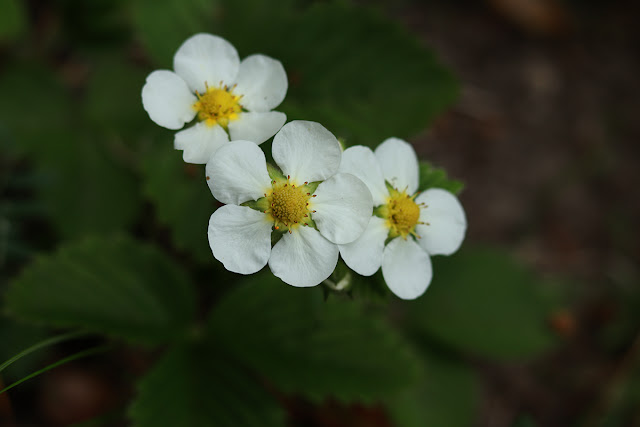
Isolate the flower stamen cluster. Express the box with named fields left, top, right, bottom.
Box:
left=193, top=82, right=243, bottom=128
left=262, top=178, right=317, bottom=232
left=376, top=186, right=427, bottom=240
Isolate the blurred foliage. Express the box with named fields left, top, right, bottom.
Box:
left=209, top=274, right=421, bottom=403
left=130, top=343, right=286, bottom=427
left=0, top=0, right=582, bottom=425
left=418, top=161, right=464, bottom=194
left=5, top=236, right=196, bottom=345
left=387, top=345, right=478, bottom=427
left=406, top=248, right=559, bottom=360
left=141, top=142, right=215, bottom=264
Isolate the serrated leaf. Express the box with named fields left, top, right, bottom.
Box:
left=388, top=346, right=478, bottom=427
left=131, top=0, right=217, bottom=65
left=0, top=63, right=141, bottom=239
left=129, top=343, right=285, bottom=427
left=208, top=273, right=421, bottom=403
left=226, top=2, right=458, bottom=146
left=141, top=141, right=216, bottom=264
left=5, top=236, right=196, bottom=345
left=418, top=161, right=464, bottom=194
left=406, top=248, right=558, bottom=360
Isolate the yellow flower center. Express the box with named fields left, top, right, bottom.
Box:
left=266, top=179, right=315, bottom=232
left=376, top=187, right=426, bottom=240
left=193, top=84, right=242, bottom=128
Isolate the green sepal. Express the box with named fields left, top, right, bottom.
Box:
left=373, top=204, right=389, bottom=220
left=385, top=180, right=395, bottom=194
left=266, top=162, right=286, bottom=183
left=241, top=197, right=269, bottom=213
left=300, top=181, right=321, bottom=195
left=302, top=216, right=317, bottom=230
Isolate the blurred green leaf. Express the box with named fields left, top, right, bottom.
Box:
left=0, top=0, right=27, bottom=41
left=418, top=161, right=464, bottom=195
left=83, top=57, right=149, bottom=136
left=142, top=141, right=215, bottom=264
left=37, top=133, right=142, bottom=240
left=406, top=248, right=558, bottom=360
left=132, top=0, right=217, bottom=65
left=5, top=236, right=196, bottom=345
left=129, top=343, right=285, bottom=427
left=0, top=318, right=46, bottom=383
left=0, top=64, right=72, bottom=156
left=223, top=1, right=458, bottom=146
left=0, top=63, right=142, bottom=239
left=388, top=346, right=478, bottom=427
left=208, top=273, right=421, bottom=403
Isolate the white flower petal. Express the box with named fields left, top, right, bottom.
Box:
left=234, top=54, right=288, bottom=112
left=415, top=188, right=467, bottom=256
left=206, top=140, right=271, bottom=205
left=374, top=137, right=419, bottom=194
left=382, top=237, right=433, bottom=300
left=272, top=121, right=341, bottom=184
left=339, top=145, right=388, bottom=206
left=141, top=70, right=197, bottom=130
left=208, top=205, right=272, bottom=274
left=173, top=33, right=240, bottom=94
left=338, top=216, right=388, bottom=276
left=174, top=122, right=229, bottom=164
left=228, top=111, right=286, bottom=144
left=268, top=226, right=339, bottom=287
left=311, top=173, right=373, bottom=245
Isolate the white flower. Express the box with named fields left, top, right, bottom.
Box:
left=206, top=120, right=373, bottom=287
left=338, top=138, right=467, bottom=300
left=141, top=33, right=288, bottom=164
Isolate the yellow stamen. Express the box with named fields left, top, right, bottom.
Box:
left=192, top=83, right=242, bottom=128
left=382, top=188, right=424, bottom=240
left=266, top=179, right=313, bottom=231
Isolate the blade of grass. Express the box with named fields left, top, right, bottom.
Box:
left=0, top=344, right=110, bottom=394
left=0, top=330, right=87, bottom=373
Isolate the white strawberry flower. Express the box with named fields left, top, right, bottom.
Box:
left=141, top=33, right=288, bottom=164
left=206, top=120, right=373, bottom=287
left=338, top=138, right=467, bottom=300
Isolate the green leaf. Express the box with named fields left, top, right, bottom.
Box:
left=37, top=133, right=142, bottom=240
left=208, top=273, right=421, bottom=403
left=405, top=248, right=558, bottom=360
left=0, top=318, right=47, bottom=383
left=129, top=343, right=285, bottom=427
left=5, top=236, right=196, bottom=345
left=227, top=2, right=458, bottom=146
left=0, top=64, right=73, bottom=157
left=387, top=346, right=478, bottom=427
left=141, top=141, right=216, bottom=264
left=418, top=161, right=464, bottom=195
left=83, top=57, right=150, bottom=137
left=0, top=0, right=27, bottom=41
left=0, top=63, right=141, bottom=239
left=131, top=0, right=217, bottom=65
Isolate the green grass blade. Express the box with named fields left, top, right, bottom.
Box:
left=0, top=344, right=110, bottom=394
left=0, top=330, right=87, bottom=373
